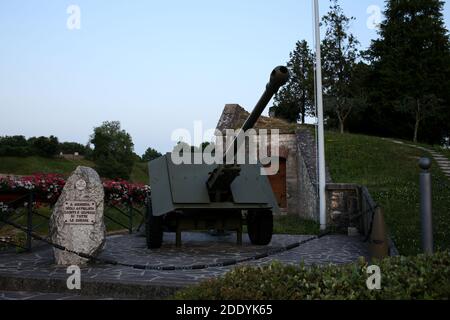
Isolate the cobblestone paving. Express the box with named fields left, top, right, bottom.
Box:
left=0, top=232, right=369, bottom=299
left=0, top=290, right=114, bottom=300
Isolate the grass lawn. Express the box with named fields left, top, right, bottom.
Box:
left=0, top=156, right=95, bottom=177
left=0, top=156, right=149, bottom=184
left=325, top=132, right=450, bottom=256
left=273, top=215, right=320, bottom=235
left=130, top=161, right=149, bottom=184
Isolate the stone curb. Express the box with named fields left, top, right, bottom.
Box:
left=0, top=274, right=182, bottom=300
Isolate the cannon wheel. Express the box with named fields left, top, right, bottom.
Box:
left=247, top=210, right=273, bottom=245
left=145, top=202, right=163, bottom=249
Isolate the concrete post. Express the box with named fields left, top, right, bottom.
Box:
left=419, top=158, right=433, bottom=254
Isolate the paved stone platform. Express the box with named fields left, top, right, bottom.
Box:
left=0, top=232, right=369, bottom=299
left=0, top=290, right=115, bottom=300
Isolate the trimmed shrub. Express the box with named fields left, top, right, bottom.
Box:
left=174, top=251, right=450, bottom=300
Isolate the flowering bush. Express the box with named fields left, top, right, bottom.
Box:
left=0, top=174, right=65, bottom=203
left=0, top=174, right=150, bottom=206
left=103, top=179, right=151, bottom=206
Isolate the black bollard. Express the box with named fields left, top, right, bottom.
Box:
left=419, top=158, right=433, bottom=254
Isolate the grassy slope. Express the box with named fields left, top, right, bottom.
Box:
left=0, top=156, right=149, bottom=183
left=0, top=156, right=95, bottom=177
left=326, top=132, right=450, bottom=255
left=130, top=161, right=149, bottom=184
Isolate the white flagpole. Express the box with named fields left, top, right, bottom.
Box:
left=313, top=0, right=327, bottom=231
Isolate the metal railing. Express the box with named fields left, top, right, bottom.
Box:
left=326, top=183, right=393, bottom=259
left=104, top=202, right=146, bottom=235
left=0, top=192, right=146, bottom=253
left=0, top=192, right=36, bottom=252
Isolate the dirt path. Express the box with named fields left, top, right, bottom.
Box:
left=388, top=139, right=450, bottom=179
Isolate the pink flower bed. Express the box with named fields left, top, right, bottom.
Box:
left=103, top=179, right=150, bottom=206
left=0, top=174, right=150, bottom=206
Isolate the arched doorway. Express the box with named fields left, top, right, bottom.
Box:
left=264, top=157, right=287, bottom=209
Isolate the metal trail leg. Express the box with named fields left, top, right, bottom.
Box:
left=176, top=216, right=182, bottom=248
left=128, top=201, right=133, bottom=235
left=237, top=223, right=243, bottom=246
left=176, top=228, right=182, bottom=248
left=26, top=192, right=33, bottom=252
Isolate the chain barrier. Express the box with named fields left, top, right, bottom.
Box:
left=0, top=217, right=329, bottom=271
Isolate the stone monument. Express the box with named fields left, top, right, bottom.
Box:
left=50, top=166, right=106, bottom=265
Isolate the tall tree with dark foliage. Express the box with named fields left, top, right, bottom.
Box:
left=91, top=121, right=135, bottom=180
left=367, top=0, right=450, bottom=143
left=271, top=40, right=315, bottom=124
left=321, top=0, right=360, bottom=134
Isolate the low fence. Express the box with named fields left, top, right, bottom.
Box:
left=326, top=183, right=396, bottom=258
left=0, top=191, right=146, bottom=252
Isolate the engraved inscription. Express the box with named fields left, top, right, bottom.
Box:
left=63, top=201, right=96, bottom=225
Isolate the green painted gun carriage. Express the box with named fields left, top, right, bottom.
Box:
left=146, top=66, right=290, bottom=249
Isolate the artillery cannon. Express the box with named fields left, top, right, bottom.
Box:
left=146, top=66, right=290, bottom=249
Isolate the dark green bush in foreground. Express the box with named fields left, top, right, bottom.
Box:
left=174, top=251, right=450, bottom=300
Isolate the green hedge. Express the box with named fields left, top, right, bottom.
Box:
left=174, top=251, right=450, bottom=300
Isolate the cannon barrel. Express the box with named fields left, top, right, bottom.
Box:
left=223, top=65, right=290, bottom=161
left=207, top=66, right=290, bottom=198
left=240, top=66, right=290, bottom=133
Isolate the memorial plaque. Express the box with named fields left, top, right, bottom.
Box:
left=63, top=201, right=96, bottom=225
left=50, top=166, right=105, bottom=265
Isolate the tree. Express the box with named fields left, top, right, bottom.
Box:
left=0, top=135, right=32, bottom=157
left=271, top=40, right=315, bottom=123
left=367, top=0, right=450, bottom=143
left=30, top=136, right=59, bottom=157
left=90, top=121, right=135, bottom=180
left=342, top=61, right=374, bottom=133
left=142, top=147, right=162, bottom=162
left=321, top=0, right=360, bottom=134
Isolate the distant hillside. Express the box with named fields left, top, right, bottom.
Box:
left=0, top=156, right=149, bottom=184
left=326, top=132, right=450, bottom=255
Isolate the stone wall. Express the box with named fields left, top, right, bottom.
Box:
left=297, top=156, right=318, bottom=221
left=325, top=184, right=360, bottom=232
left=295, top=127, right=333, bottom=222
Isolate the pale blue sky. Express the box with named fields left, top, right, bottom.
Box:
left=1, top=0, right=449, bottom=155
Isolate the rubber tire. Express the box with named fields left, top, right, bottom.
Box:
left=146, top=205, right=164, bottom=249
left=247, top=210, right=273, bottom=245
